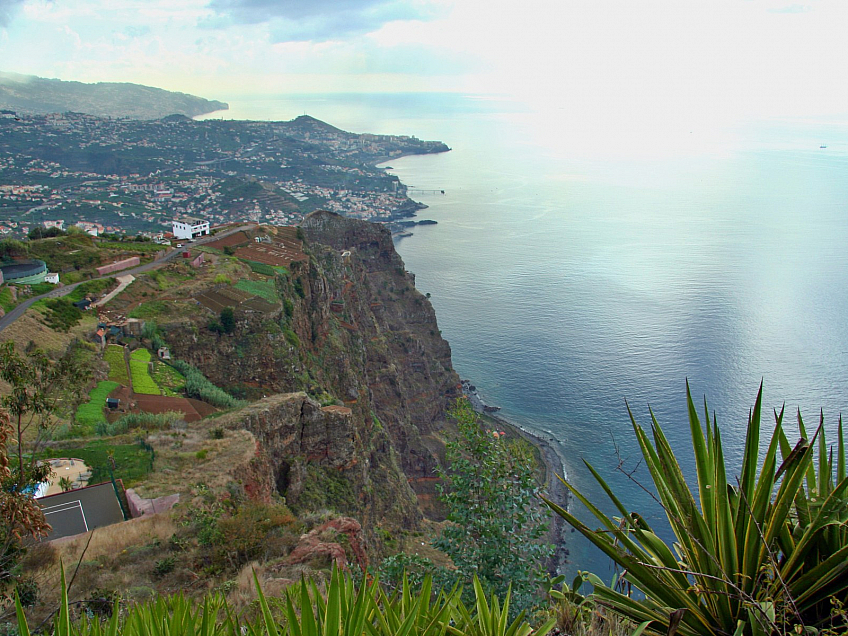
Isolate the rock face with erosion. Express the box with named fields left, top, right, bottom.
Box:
left=170, top=212, right=460, bottom=544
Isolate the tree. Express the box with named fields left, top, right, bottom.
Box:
left=219, top=306, right=235, bottom=334
left=434, top=398, right=553, bottom=614
left=0, top=340, right=91, bottom=479
left=27, top=226, right=65, bottom=240
left=0, top=408, right=51, bottom=591
left=0, top=341, right=90, bottom=592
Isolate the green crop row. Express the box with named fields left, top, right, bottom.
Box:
left=152, top=361, right=185, bottom=397
left=104, top=345, right=129, bottom=384
left=129, top=349, right=159, bottom=395
left=235, top=279, right=278, bottom=302
left=75, top=380, right=120, bottom=427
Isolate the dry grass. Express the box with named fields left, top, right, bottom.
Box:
left=0, top=310, right=98, bottom=354
left=129, top=418, right=256, bottom=500
left=16, top=513, right=181, bottom=624
left=225, top=562, right=327, bottom=616
left=53, top=513, right=177, bottom=564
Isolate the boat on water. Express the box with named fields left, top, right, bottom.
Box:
left=821, top=144, right=828, bottom=149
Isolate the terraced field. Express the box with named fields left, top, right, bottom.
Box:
left=104, top=344, right=129, bottom=384
left=129, top=348, right=160, bottom=395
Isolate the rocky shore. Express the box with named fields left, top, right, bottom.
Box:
left=461, top=380, right=570, bottom=574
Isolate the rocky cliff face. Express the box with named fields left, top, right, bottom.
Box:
left=169, top=211, right=460, bottom=541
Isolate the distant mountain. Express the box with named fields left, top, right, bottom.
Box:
left=0, top=72, right=228, bottom=119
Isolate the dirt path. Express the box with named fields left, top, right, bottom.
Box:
left=92, top=274, right=135, bottom=307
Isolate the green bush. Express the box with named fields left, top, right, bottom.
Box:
left=169, top=360, right=244, bottom=409
left=436, top=398, right=552, bottom=617
left=96, top=411, right=182, bottom=436
left=42, top=298, right=83, bottom=332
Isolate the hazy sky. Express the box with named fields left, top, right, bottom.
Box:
left=2, top=0, right=848, bottom=124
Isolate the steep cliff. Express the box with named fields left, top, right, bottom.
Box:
left=168, top=212, right=460, bottom=540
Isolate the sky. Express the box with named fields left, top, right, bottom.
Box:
left=2, top=0, right=848, bottom=127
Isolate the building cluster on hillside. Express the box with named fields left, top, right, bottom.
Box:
left=0, top=112, right=446, bottom=238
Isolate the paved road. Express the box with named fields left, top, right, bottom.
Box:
left=0, top=224, right=255, bottom=334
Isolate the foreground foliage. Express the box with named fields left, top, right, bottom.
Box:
left=14, top=566, right=556, bottom=636
left=435, top=399, right=553, bottom=617
left=546, top=382, right=848, bottom=636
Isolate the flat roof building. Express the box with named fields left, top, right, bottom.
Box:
left=172, top=216, right=210, bottom=240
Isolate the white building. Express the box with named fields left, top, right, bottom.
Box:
left=45, top=273, right=60, bottom=284
left=172, top=216, right=210, bottom=240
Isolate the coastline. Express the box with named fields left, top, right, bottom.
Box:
left=462, top=380, right=570, bottom=575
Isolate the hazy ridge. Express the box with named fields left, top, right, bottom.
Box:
left=0, top=72, right=228, bottom=119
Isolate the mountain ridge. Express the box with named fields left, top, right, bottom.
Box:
left=0, top=72, right=228, bottom=119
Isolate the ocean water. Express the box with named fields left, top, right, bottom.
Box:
left=206, top=93, right=848, bottom=577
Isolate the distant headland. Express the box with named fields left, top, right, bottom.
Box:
left=0, top=72, right=228, bottom=120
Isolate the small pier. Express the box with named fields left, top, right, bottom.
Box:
left=407, top=188, right=445, bottom=195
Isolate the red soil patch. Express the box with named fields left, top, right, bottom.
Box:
left=133, top=394, right=204, bottom=422
left=204, top=231, right=251, bottom=250
left=235, top=240, right=306, bottom=268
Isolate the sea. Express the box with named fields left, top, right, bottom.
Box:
left=201, top=93, right=848, bottom=578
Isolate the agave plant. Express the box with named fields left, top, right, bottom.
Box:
left=447, top=577, right=556, bottom=636
left=544, top=382, right=848, bottom=636
left=16, top=562, right=555, bottom=636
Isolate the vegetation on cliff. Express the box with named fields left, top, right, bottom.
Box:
left=434, top=399, right=552, bottom=615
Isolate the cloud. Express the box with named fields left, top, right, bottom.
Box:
left=0, top=0, right=26, bottom=27
left=206, top=0, right=438, bottom=41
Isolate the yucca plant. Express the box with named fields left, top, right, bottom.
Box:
left=544, top=382, right=848, bottom=636
left=16, top=564, right=555, bottom=636
left=370, top=573, right=456, bottom=636
left=447, top=576, right=556, bottom=636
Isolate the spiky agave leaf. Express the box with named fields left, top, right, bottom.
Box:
left=544, top=383, right=848, bottom=635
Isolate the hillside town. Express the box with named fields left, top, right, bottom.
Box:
left=0, top=112, right=448, bottom=238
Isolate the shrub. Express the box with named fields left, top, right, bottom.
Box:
left=96, top=411, right=182, bottom=436
left=153, top=556, right=176, bottom=577
left=42, top=298, right=83, bottom=332
left=169, top=360, right=245, bottom=409
left=214, top=502, right=298, bottom=570
left=436, top=398, right=552, bottom=617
